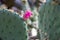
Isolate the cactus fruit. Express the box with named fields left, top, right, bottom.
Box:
left=39, top=0, right=60, bottom=40
left=0, top=9, right=28, bottom=40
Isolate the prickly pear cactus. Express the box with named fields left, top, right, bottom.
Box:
left=39, top=0, right=60, bottom=40
left=0, top=9, right=28, bottom=40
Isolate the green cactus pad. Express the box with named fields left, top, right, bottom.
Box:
left=0, top=9, right=28, bottom=40
left=39, top=0, right=60, bottom=40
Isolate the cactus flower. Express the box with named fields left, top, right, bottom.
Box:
left=23, top=10, right=32, bottom=20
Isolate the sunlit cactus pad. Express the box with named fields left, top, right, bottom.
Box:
left=0, top=9, right=27, bottom=40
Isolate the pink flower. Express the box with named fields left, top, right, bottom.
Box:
left=23, top=10, right=32, bottom=20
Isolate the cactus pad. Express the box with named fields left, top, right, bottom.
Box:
left=0, top=9, right=28, bottom=40
left=39, top=0, right=60, bottom=40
